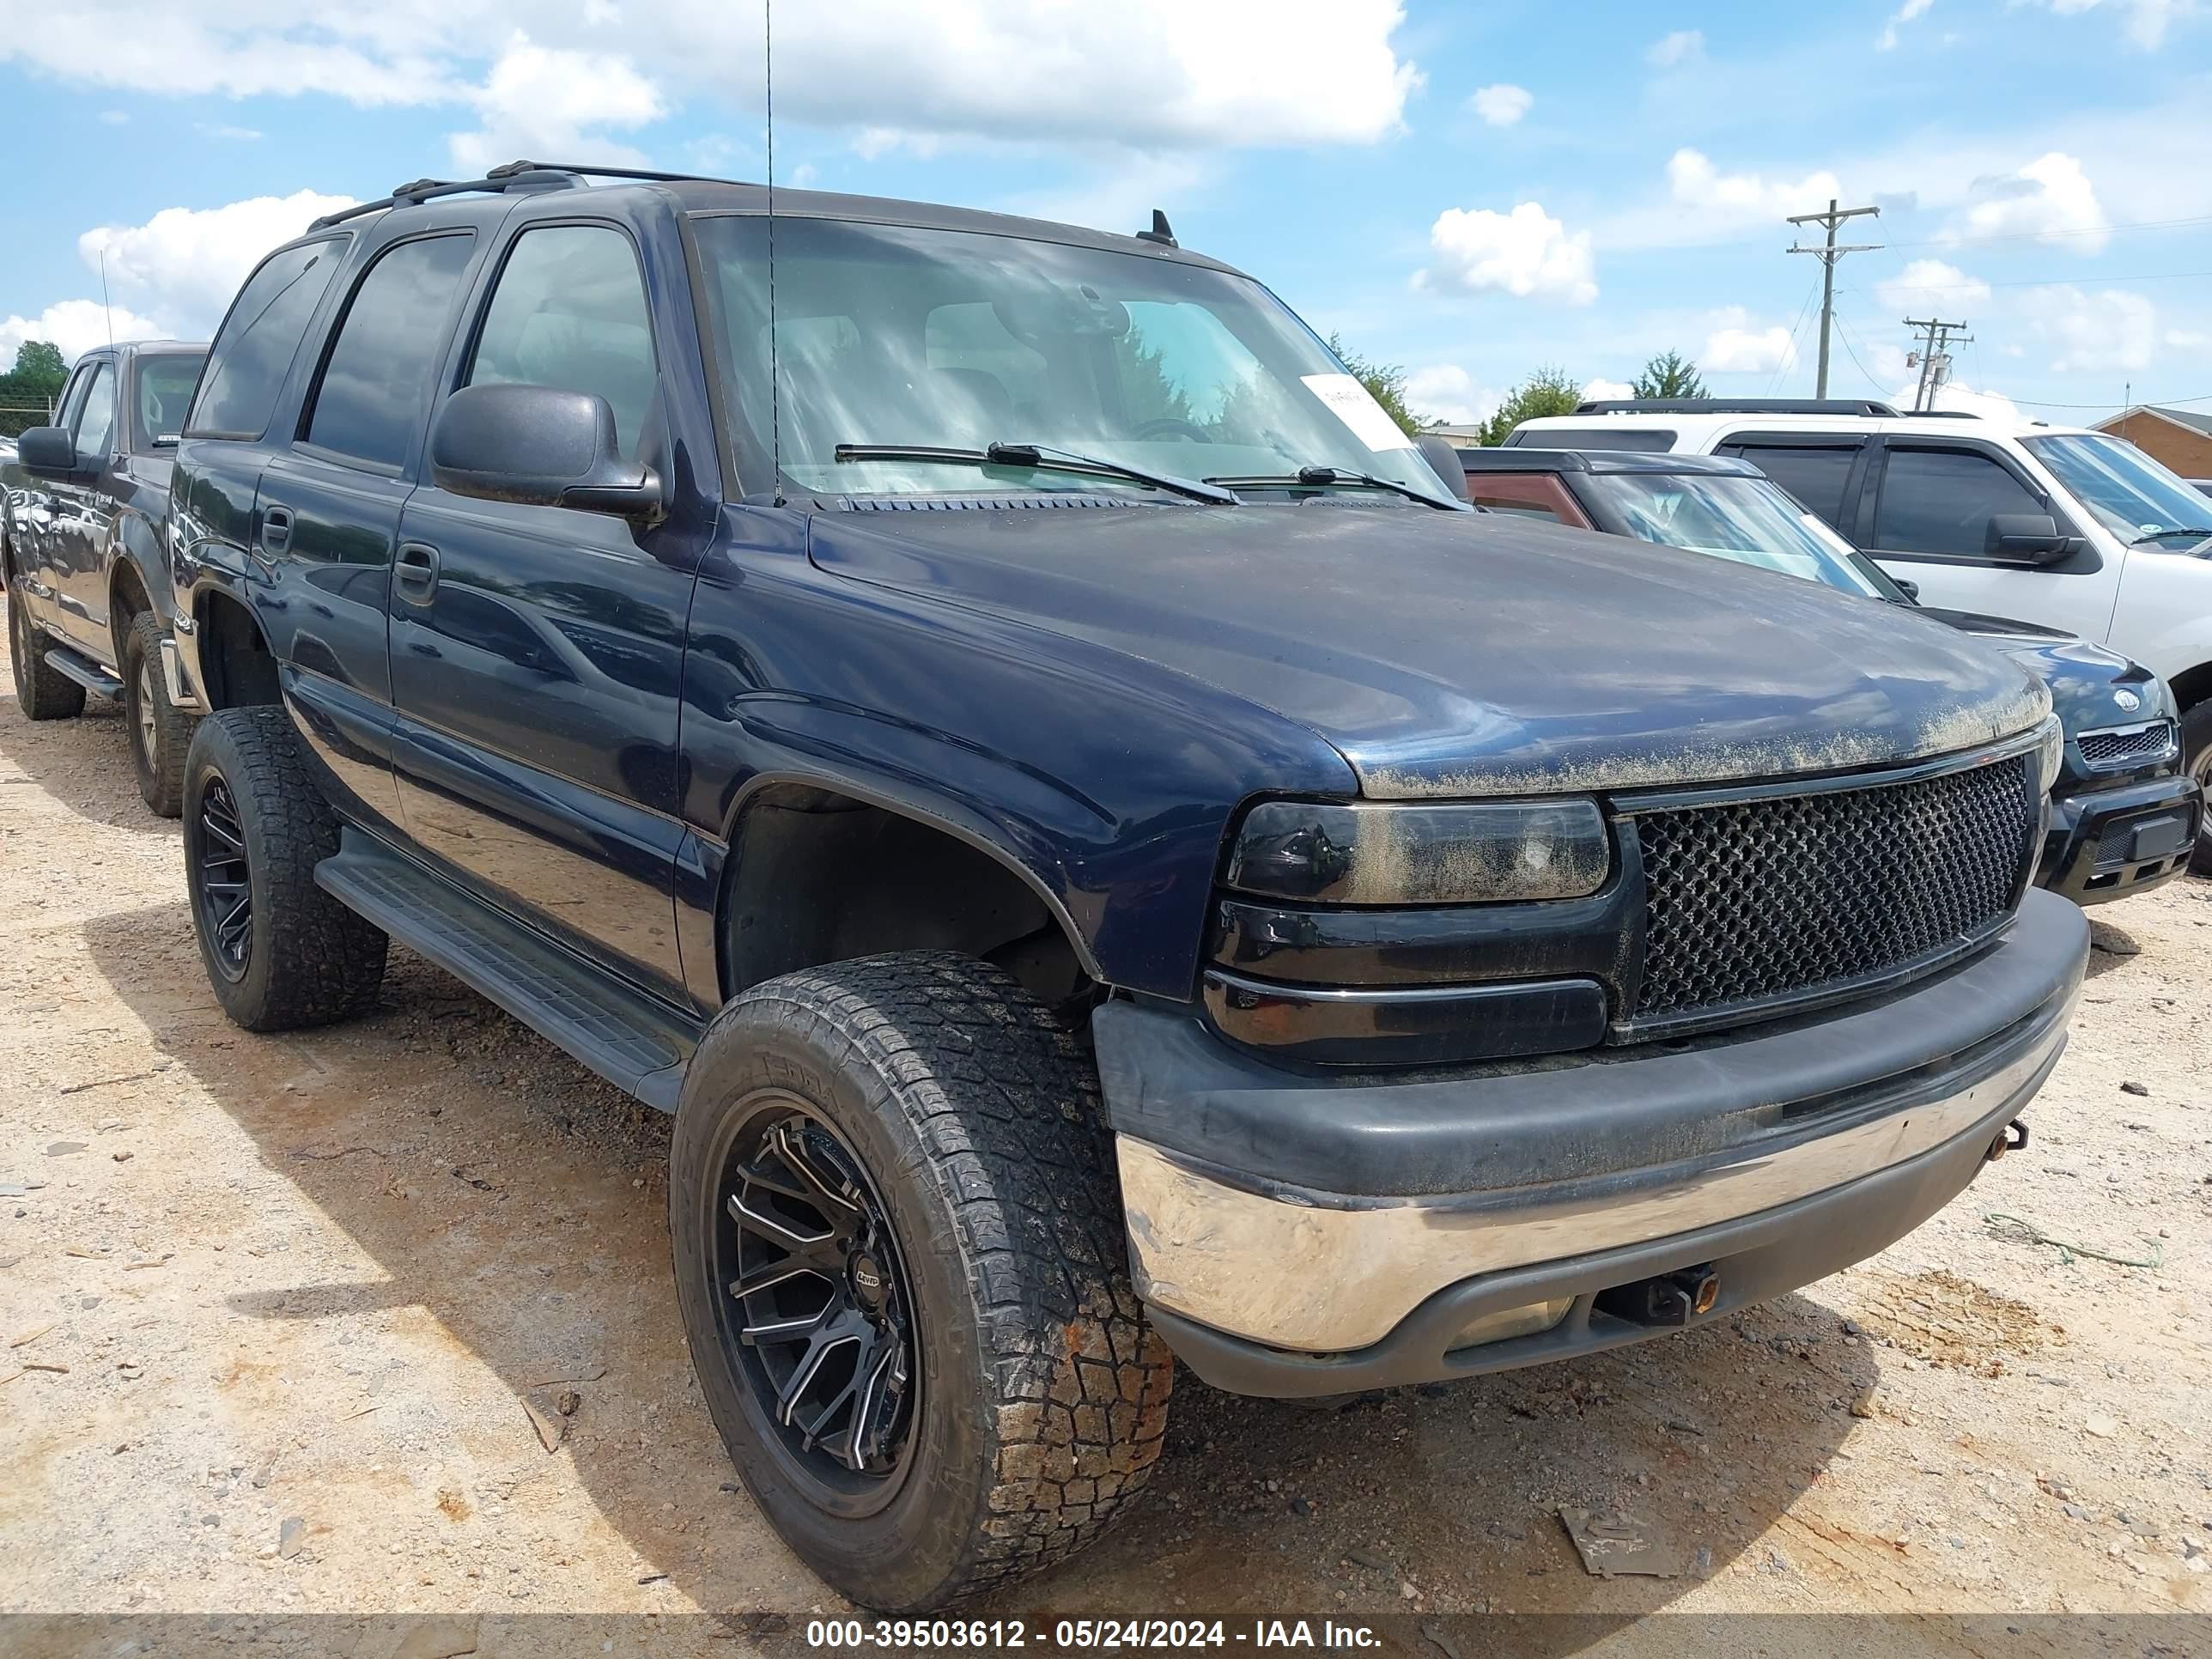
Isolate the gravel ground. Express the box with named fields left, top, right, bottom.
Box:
left=3, top=600, right=2210, bottom=1653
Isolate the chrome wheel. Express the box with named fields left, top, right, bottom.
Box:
left=191, top=776, right=252, bottom=980
left=714, top=1094, right=917, bottom=1498
left=134, top=658, right=159, bottom=764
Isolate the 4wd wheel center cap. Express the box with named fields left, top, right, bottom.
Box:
left=849, top=1251, right=887, bottom=1310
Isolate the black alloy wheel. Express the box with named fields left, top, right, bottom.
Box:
left=715, top=1095, right=917, bottom=1500
left=191, top=775, right=253, bottom=980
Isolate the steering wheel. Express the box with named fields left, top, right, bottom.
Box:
left=1132, top=417, right=1212, bottom=443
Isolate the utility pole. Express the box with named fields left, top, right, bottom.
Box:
left=1787, top=198, right=1881, bottom=399
left=1903, top=317, right=1972, bottom=411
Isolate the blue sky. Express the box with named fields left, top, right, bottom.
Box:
left=3, top=0, right=2207, bottom=426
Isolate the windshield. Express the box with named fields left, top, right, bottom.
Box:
left=2021, top=433, right=2212, bottom=543
left=690, top=214, right=1449, bottom=503
left=1583, top=471, right=1895, bottom=599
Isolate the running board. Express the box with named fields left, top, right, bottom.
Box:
left=314, top=834, right=700, bottom=1111
left=44, top=647, right=124, bottom=698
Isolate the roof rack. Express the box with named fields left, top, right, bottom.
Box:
left=308, top=160, right=763, bottom=231
left=1570, top=398, right=1903, bottom=417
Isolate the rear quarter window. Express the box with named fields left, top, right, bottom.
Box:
left=1722, top=442, right=1862, bottom=529
left=186, top=240, right=345, bottom=441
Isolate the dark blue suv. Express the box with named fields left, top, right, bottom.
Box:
left=167, top=164, right=2088, bottom=1612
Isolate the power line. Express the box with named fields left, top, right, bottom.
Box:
left=2008, top=389, right=2212, bottom=409
left=1622, top=210, right=2212, bottom=259
left=1766, top=269, right=1825, bottom=395
left=1829, top=313, right=1893, bottom=398
left=1787, top=198, right=1882, bottom=398
left=1842, top=268, right=2212, bottom=295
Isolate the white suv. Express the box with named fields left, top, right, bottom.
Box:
left=1510, top=398, right=2212, bottom=846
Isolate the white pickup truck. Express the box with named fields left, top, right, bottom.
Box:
left=1510, top=398, right=2212, bottom=870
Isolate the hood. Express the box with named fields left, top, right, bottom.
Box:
left=807, top=502, right=2051, bottom=798
left=1922, top=606, right=2169, bottom=738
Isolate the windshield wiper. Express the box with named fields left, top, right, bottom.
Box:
left=2129, top=526, right=2212, bottom=546
left=833, top=441, right=1237, bottom=505
left=1201, top=465, right=1468, bottom=511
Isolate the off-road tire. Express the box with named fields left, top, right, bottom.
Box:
left=123, top=613, right=191, bottom=817
left=8, top=584, right=87, bottom=720
left=183, top=707, right=387, bottom=1030
left=2184, top=699, right=2212, bottom=878
left=671, top=952, right=1172, bottom=1612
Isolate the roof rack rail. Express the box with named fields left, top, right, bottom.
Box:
left=307, top=160, right=767, bottom=232
left=1915, top=409, right=1983, bottom=419
left=1570, top=398, right=1903, bottom=417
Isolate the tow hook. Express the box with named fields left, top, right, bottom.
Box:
left=1986, top=1119, right=2030, bottom=1163
left=1595, top=1265, right=1720, bottom=1328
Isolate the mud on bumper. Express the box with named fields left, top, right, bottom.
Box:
left=1094, top=888, right=2087, bottom=1398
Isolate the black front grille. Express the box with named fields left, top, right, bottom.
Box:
left=1629, top=756, right=2033, bottom=1027
left=2076, top=721, right=2173, bottom=768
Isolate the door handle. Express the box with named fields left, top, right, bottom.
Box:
left=394, top=541, right=441, bottom=605
left=259, top=505, right=293, bottom=556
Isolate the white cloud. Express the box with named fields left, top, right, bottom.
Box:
left=1645, top=29, right=1704, bottom=66
left=1405, top=364, right=1500, bottom=426
left=447, top=33, right=664, bottom=171
left=97, top=110, right=127, bottom=125
left=1, top=2, right=1421, bottom=153
left=1468, top=83, right=1532, bottom=126
left=1667, top=149, right=1844, bottom=223
left=1583, top=377, right=1635, bottom=401
left=1003, top=153, right=1207, bottom=235
left=1953, top=152, right=2107, bottom=251
left=2023, top=285, right=2157, bottom=372
left=1876, top=0, right=1936, bottom=50
left=2168, top=328, right=2210, bottom=349
left=81, top=190, right=357, bottom=327
left=1417, top=202, right=1597, bottom=304
left=1703, top=307, right=1798, bottom=374
left=1877, top=258, right=1990, bottom=312
left=196, top=121, right=263, bottom=141
left=2017, top=0, right=2191, bottom=51
left=0, top=299, right=167, bottom=365
left=1891, top=378, right=2021, bottom=421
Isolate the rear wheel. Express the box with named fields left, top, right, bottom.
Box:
left=8, top=585, right=87, bottom=721
left=671, top=952, right=1171, bottom=1611
left=2184, top=700, right=2212, bottom=877
left=183, top=707, right=387, bottom=1030
left=123, top=613, right=190, bottom=817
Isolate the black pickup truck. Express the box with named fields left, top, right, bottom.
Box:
left=3, top=339, right=209, bottom=813
left=166, top=164, right=2087, bottom=1612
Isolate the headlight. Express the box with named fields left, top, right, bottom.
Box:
left=1224, top=799, right=1611, bottom=906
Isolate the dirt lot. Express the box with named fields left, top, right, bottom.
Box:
left=3, top=603, right=2210, bottom=1652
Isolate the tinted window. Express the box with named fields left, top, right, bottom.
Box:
left=1473, top=496, right=1565, bottom=521
left=1872, top=448, right=2045, bottom=557
left=187, top=241, right=343, bottom=439
left=1727, top=443, right=1860, bottom=526
left=134, top=354, right=206, bottom=447
left=54, top=362, right=96, bottom=429
left=72, top=363, right=116, bottom=458
left=1504, top=427, right=1675, bottom=451
left=307, top=234, right=477, bottom=468
left=468, top=225, right=654, bottom=460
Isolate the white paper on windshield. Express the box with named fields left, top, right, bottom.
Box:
left=1301, top=373, right=1409, bottom=453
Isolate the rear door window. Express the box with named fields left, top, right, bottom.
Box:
left=1870, top=447, right=2048, bottom=558
left=466, top=224, right=656, bottom=460
left=305, top=233, right=477, bottom=470
left=1720, top=441, right=1863, bottom=530
left=134, top=355, right=205, bottom=447
left=186, top=240, right=345, bottom=440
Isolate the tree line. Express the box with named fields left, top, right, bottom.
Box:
left=0, top=341, right=68, bottom=439
left=1330, top=340, right=1708, bottom=447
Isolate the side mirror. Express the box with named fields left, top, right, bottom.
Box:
left=428, top=384, right=664, bottom=524
left=1892, top=576, right=1920, bottom=602
left=1984, top=513, right=2069, bottom=562
left=1414, top=433, right=1471, bottom=502
left=17, top=426, right=77, bottom=477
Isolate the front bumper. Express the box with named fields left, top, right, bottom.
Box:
left=2038, top=772, right=2200, bottom=904
left=1096, top=887, right=2087, bottom=1395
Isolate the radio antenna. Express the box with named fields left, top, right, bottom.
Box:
left=763, top=0, right=784, bottom=507
left=100, top=246, right=116, bottom=352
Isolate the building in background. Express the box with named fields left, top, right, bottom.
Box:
left=2097, top=405, right=2212, bottom=483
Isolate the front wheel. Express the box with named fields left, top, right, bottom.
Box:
left=123, top=613, right=191, bottom=817
left=2185, top=700, right=2212, bottom=878
left=671, top=953, right=1172, bottom=1612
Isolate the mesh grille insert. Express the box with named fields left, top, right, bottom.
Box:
left=2076, top=721, right=2173, bottom=768
left=1630, top=756, right=2032, bottom=1024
